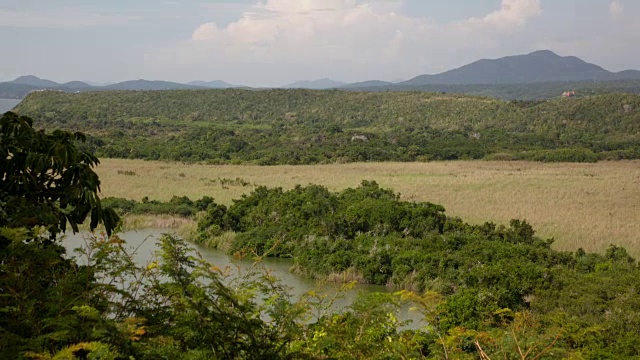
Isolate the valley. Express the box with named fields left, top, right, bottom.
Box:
left=5, top=2, right=640, bottom=356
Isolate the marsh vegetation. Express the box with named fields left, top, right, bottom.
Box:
left=96, top=158, right=640, bottom=255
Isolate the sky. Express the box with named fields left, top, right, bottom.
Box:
left=0, top=0, right=638, bottom=87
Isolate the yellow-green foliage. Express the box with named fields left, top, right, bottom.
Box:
left=25, top=342, right=119, bottom=360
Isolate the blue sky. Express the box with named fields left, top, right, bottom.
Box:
left=0, top=0, right=638, bottom=86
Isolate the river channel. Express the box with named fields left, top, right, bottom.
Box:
left=63, top=229, right=425, bottom=328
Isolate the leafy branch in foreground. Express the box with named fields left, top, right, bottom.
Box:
left=0, top=111, right=119, bottom=239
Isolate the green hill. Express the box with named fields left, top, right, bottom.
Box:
left=13, top=89, right=640, bottom=164
left=347, top=79, right=640, bottom=100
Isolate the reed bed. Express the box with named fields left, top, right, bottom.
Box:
left=95, top=159, right=640, bottom=256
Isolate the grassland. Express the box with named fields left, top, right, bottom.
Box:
left=96, top=158, right=640, bottom=256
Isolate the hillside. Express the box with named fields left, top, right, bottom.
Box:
left=4, top=77, right=640, bottom=101
left=14, top=89, right=640, bottom=164
left=347, top=80, right=640, bottom=100
left=401, top=50, right=640, bottom=85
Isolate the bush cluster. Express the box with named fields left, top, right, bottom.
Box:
left=102, top=195, right=214, bottom=217
left=194, top=181, right=640, bottom=357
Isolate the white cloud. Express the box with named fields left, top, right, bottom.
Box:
left=0, top=7, right=141, bottom=28
left=610, top=0, right=624, bottom=17
left=532, top=0, right=640, bottom=72
left=147, top=0, right=543, bottom=85
left=473, top=0, right=542, bottom=28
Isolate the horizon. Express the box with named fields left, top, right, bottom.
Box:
left=1, top=0, right=639, bottom=87
left=6, top=48, right=639, bottom=88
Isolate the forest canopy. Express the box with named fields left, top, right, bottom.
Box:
left=13, top=89, right=640, bottom=164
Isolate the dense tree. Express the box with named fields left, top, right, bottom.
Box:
left=0, top=111, right=119, bottom=240
left=193, top=181, right=640, bottom=357
left=13, top=90, right=640, bottom=164
left=0, top=112, right=119, bottom=357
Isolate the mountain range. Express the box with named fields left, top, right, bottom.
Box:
left=0, top=76, right=209, bottom=99
left=2, top=50, right=640, bottom=99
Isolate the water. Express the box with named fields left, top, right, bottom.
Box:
left=63, top=229, right=425, bottom=328
left=0, top=98, right=21, bottom=113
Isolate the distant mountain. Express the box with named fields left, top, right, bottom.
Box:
left=62, top=81, right=93, bottom=89
left=0, top=78, right=208, bottom=98
left=401, top=50, right=640, bottom=86
left=10, top=75, right=60, bottom=88
left=3, top=50, right=640, bottom=99
left=283, top=78, right=346, bottom=89
left=614, top=70, right=640, bottom=79
left=101, top=80, right=204, bottom=91
left=187, top=80, right=241, bottom=88
left=341, top=80, right=394, bottom=89
left=0, top=83, right=41, bottom=99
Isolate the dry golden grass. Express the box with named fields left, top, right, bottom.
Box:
left=325, top=268, right=367, bottom=284
left=121, top=214, right=195, bottom=231
left=96, top=159, right=640, bottom=256
left=82, top=214, right=196, bottom=238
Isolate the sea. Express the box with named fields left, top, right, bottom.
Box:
left=0, top=98, right=21, bottom=113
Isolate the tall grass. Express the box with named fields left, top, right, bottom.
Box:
left=80, top=214, right=196, bottom=238
left=95, top=159, right=640, bottom=256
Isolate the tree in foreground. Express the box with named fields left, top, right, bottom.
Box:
left=0, top=111, right=119, bottom=240
left=0, top=111, right=119, bottom=357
